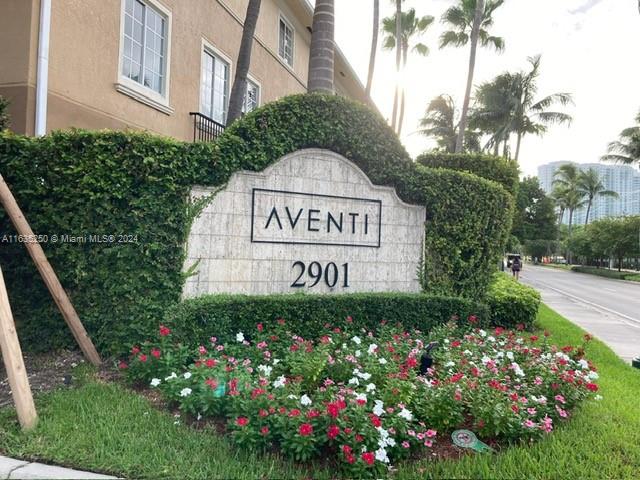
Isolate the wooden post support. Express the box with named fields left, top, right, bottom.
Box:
left=0, top=264, right=38, bottom=430
left=0, top=174, right=101, bottom=366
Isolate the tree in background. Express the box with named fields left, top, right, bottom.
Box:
left=601, top=110, right=640, bottom=165
left=471, top=56, right=573, bottom=161
left=553, top=164, right=587, bottom=262
left=365, top=0, right=379, bottom=98
left=573, top=217, right=640, bottom=271
left=308, top=0, right=335, bottom=93
left=390, top=0, right=404, bottom=132
left=577, top=168, right=619, bottom=225
left=418, top=94, right=480, bottom=152
left=383, top=8, right=434, bottom=135
left=440, top=0, right=505, bottom=153
left=227, top=0, right=262, bottom=125
left=512, top=176, right=557, bottom=243
left=0, top=95, right=9, bottom=130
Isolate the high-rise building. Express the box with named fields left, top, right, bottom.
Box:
left=537, top=161, right=640, bottom=224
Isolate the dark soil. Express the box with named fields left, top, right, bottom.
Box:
left=0, top=349, right=85, bottom=407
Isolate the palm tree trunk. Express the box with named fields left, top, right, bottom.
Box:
left=568, top=208, right=574, bottom=263
left=514, top=132, right=523, bottom=162
left=397, top=44, right=408, bottom=136
left=227, top=0, right=262, bottom=125
left=455, top=0, right=484, bottom=153
left=308, top=0, right=335, bottom=93
left=391, top=0, right=402, bottom=131
left=365, top=0, right=379, bottom=98
left=584, top=199, right=592, bottom=225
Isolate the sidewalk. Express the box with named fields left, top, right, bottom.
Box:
left=0, top=456, right=116, bottom=480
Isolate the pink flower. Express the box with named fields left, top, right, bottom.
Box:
left=257, top=323, right=264, bottom=332
left=260, top=426, right=269, bottom=435
left=257, top=341, right=268, bottom=350
left=151, top=348, right=161, bottom=359
left=534, top=376, right=543, bottom=385
left=118, top=361, right=128, bottom=369
left=424, top=440, right=433, bottom=447
left=555, top=394, right=566, bottom=404
left=523, top=420, right=536, bottom=428
left=159, top=325, right=171, bottom=336
left=198, top=345, right=207, bottom=355
left=454, top=389, right=462, bottom=401
left=402, top=441, right=410, bottom=449
left=216, top=345, right=224, bottom=352
left=426, top=429, right=437, bottom=438
left=556, top=406, right=568, bottom=418
left=236, top=417, right=249, bottom=427
left=527, top=408, right=537, bottom=415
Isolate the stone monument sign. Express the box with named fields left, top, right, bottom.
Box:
left=183, top=149, right=425, bottom=296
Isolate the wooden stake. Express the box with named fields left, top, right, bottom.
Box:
left=0, top=174, right=101, bottom=366
left=0, top=264, right=38, bottom=430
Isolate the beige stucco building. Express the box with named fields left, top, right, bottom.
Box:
left=0, top=0, right=371, bottom=141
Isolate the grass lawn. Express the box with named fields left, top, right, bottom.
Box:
left=1, top=304, right=639, bottom=479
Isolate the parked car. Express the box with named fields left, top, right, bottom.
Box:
left=503, top=253, right=522, bottom=270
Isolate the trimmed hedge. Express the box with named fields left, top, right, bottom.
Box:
left=571, top=266, right=640, bottom=282
left=486, top=273, right=541, bottom=330
left=416, top=152, right=520, bottom=195
left=0, top=94, right=513, bottom=353
left=163, top=293, right=490, bottom=346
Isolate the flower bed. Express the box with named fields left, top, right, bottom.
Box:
left=121, top=318, right=599, bottom=477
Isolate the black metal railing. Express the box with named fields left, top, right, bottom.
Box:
left=189, top=112, right=226, bottom=142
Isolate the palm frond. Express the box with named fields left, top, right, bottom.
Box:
left=600, top=153, right=635, bottom=164
left=412, top=43, right=429, bottom=56
left=531, top=93, right=574, bottom=111
left=535, top=111, right=573, bottom=126
left=439, top=30, right=468, bottom=48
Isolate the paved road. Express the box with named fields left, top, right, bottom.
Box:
left=520, top=265, right=640, bottom=362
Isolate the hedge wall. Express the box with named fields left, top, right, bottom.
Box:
left=486, top=273, right=541, bottom=330
left=416, top=152, right=520, bottom=195
left=163, top=293, right=490, bottom=346
left=0, top=94, right=513, bottom=353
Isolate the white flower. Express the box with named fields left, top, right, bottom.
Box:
left=594, top=395, right=603, bottom=401
left=463, top=350, right=473, bottom=356
left=588, top=371, right=599, bottom=380
left=257, top=365, right=272, bottom=377
left=367, top=344, right=378, bottom=355
left=445, top=361, right=455, bottom=368
left=355, top=350, right=362, bottom=357
left=183, top=372, right=192, bottom=379
left=164, top=372, right=177, bottom=381
left=150, top=378, right=161, bottom=387
left=487, top=336, right=496, bottom=342
left=273, top=375, right=286, bottom=388
left=287, top=394, right=298, bottom=400
left=481, top=355, right=491, bottom=365
left=511, top=362, right=525, bottom=377
left=352, top=336, right=362, bottom=345
left=378, top=357, right=388, bottom=365
left=300, top=394, right=312, bottom=406
left=349, top=377, right=360, bottom=386
left=375, top=447, right=390, bottom=463
left=358, top=371, right=372, bottom=381
left=506, top=351, right=514, bottom=361
left=273, top=359, right=281, bottom=365
left=373, top=400, right=385, bottom=416
left=443, top=339, right=450, bottom=344
left=342, top=343, right=348, bottom=349
left=496, top=352, right=505, bottom=358
left=479, top=329, right=487, bottom=337
left=578, top=359, right=589, bottom=370
left=398, top=407, right=413, bottom=421
left=366, top=383, right=376, bottom=392
left=180, top=387, right=192, bottom=397
left=236, top=332, right=245, bottom=342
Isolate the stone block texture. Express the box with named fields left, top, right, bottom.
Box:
left=183, top=149, right=425, bottom=296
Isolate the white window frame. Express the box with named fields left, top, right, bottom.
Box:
left=199, top=39, right=233, bottom=125
left=278, top=13, right=295, bottom=68
left=116, top=0, right=173, bottom=115
left=243, top=75, right=261, bottom=114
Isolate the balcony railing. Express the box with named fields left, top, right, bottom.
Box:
left=189, top=112, right=225, bottom=142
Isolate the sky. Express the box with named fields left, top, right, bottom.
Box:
left=332, top=0, right=640, bottom=177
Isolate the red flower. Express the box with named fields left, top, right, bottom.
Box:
left=337, top=399, right=347, bottom=410
left=511, top=404, right=519, bottom=413
left=205, top=358, right=217, bottom=368
left=251, top=388, right=266, bottom=399
left=450, top=373, right=464, bottom=383
left=151, top=348, right=161, bottom=359
left=205, top=378, right=218, bottom=389
left=327, top=424, right=340, bottom=439
left=327, top=403, right=340, bottom=418
left=289, top=409, right=301, bottom=417
left=131, top=346, right=140, bottom=355
left=277, top=318, right=285, bottom=325
left=346, top=316, right=353, bottom=323
left=361, top=452, right=375, bottom=465
left=406, top=357, right=418, bottom=368
left=562, top=346, right=574, bottom=353
left=236, top=417, right=249, bottom=427
left=320, top=335, right=331, bottom=344
left=586, top=383, right=598, bottom=392
left=260, top=426, right=269, bottom=435
left=306, top=409, right=320, bottom=419
left=257, top=323, right=264, bottom=332
left=138, top=354, right=147, bottom=363
left=355, top=434, right=364, bottom=442
left=290, top=344, right=299, bottom=352
left=299, top=423, right=313, bottom=436
left=530, top=335, right=539, bottom=342
left=468, top=315, right=478, bottom=325
left=451, top=340, right=461, bottom=348
left=494, top=327, right=505, bottom=336
left=159, top=325, right=171, bottom=337
left=516, top=323, right=525, bottom=331
left=370, top=414, right=382, bottom=428
left=118, top=361, right=128, bottom=369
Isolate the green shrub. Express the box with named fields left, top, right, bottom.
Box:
left=0, top=94, right=512, bottom=353
left=416, top=152, right=519, bottom=194
left=486, top=273, right=541, bottom=330
left=0, top=95, right=9, bottom=130
left=162, top=293, right=490, bottom=347
left=571, top=266, right=640, bottom=282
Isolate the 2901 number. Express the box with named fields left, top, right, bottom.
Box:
left=291, top=261, right=349, bottom=288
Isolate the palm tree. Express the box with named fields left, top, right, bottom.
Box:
left=391, top=0, right=403, bottom=132
left=308, top=0, right=335, bottom=93
left=418, top=94, right=480, bottom=152
left=440, top=0, right=505, bottom=153
left=365, top=0, right=379, bottom=98
left=553, top=164, right=586, bottom=237
left=510, top=56, right=573, bottom=162
left=601, top=110, right=640, bottom=165
left=227, top=0, right=262, bottom=125
left=382, top=8, right=434, bottom=135
left=471, top=56, right=573, bottom=161
left=577, top=168, right=618, bottom=225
